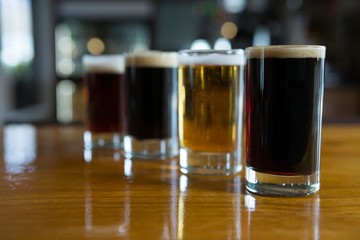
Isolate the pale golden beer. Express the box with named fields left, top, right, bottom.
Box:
left=178, top=50, right=244, bottom=175
left=179, top=65, right=240, bottom=152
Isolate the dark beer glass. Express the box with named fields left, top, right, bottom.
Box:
left=82, top=55, right=127, bottom=149
left=245, top=45, right=326, bottom=196
left=124, top=51, right=179, bottom=159
left=178, top=50, right=245, bottom=175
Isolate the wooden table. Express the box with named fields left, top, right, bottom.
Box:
left=0, top=124, right=359, bottom=239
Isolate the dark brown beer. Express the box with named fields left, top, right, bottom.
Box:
left=246, top=47, right=325, bottom=175
left=83, top=55, right=127, bottom=134
left=125, top=52, right=178, bottom=140
left=84, top=72, right=127, bottom=133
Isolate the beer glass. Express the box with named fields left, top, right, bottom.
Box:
left=124, top=51, right=179, bottom=159
left=245, top=45, right=326, bottom=196
left=82, top=55, right=127, bottom=149
left=178, top=50, right=245, bottom=175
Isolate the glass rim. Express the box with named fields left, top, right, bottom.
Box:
left=179, top=49, right=244, bottom=56
left=125, top=50, right=178, bottom=57
left=82, top=54, right=125, bottom=73
left=82, top=54, right=124, bottom=62
left=246, top=45, right=326, bottom=59
left=178, top=49, right=245, bottom=65
left=125, top=51, right=178, bottom=68
left=245, top=45, right=325, bottom=51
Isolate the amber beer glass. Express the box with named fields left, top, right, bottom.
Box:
left=124, top=51, right=179, bottom=159
left=245, top=45, right=326, bottom=196
left=178, top=50, right=245, bottom=175
left=82, top=55, right=127, bottom=149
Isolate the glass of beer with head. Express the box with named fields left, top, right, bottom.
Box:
left=245, top=45, right=326, bottom=196
left=82, top=55, right=127, bottom=149
left=178, top=49, right=245, bottom=175
left=124, top=51, right=179, bottom=159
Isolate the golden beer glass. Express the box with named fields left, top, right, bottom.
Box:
left=178, top=50, right=245, bottom=175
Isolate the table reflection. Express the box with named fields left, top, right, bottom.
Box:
left=168, top=158, right=179, bottom=240
left=244, top=194, right=256, bottom=211
left=83, top=147, right=121, bottom=163
left=83, top=153, right=180, bottom=239
left=3, top=124, right=36, bottom=174
left=178, top=174, right=242, bottom=239
left=243, top=193, right=320, bottom=240
left=81, top=146, right=321, bottom=240
left=83, top=149, right=130, bottom=239
left=126, top=157, right=179, bottom=239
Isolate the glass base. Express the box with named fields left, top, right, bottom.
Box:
left=179, top=147, right=242, bottom=176
left=245, top=167, right=320, bottom=197
left=84, top=131, right=122, bottom=149
left=123, top=136, right=179, bottom=159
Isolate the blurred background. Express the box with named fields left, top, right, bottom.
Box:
left=0, top=0, right=359, bottom=125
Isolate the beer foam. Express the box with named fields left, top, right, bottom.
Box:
left=82, top=55, right=125, bottom=73
left=246, top=45, right=326, bottom=59
left=179, top=49, right=245, bottom=66
left=125, top=51, right=179, bottom=68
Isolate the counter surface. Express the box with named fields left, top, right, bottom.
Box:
left=0, top=124, right=359, bottom=239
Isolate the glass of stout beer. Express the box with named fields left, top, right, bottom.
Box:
left=124, top=51, right=179, bottom=159
left=178, top=50, right=245, bottom=175
left=82, top=55, right=127, bottom=149
left=245, top=45, right=326, bottom=196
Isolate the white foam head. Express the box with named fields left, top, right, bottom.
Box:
left=82, top=55, right=125, bottom=73
left=179, top=49, right=245, bottom=66
left=125, top=51, right=179, bottom=68
left=246, top=45, right=326, bottom=59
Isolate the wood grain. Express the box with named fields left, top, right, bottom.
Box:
left=0, top=124, right=359, bottom=239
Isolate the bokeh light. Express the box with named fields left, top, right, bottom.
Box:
left=214, top=38, right=232, bottom=50
left=87, top=37, right=105, bottom=55
left=221, top=22, right=238, bottom=40
left=190, top=39, right=211, bottom=50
